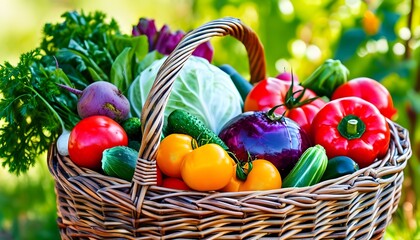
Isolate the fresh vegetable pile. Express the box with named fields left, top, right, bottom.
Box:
left=0, top=10, right=396, bottom=193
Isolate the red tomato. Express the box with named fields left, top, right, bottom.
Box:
left=244, top=77, right=326, bottom=135
left=276, top=72, right=299, bottom=83
left=331, top=77, right=397, bottom=119
left=68, top=115, right=128, bottom=170
left=156, top=167, right=163, bottom=187
left=162, top=177, right=191, bottom=190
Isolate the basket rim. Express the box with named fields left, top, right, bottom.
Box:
left=48, top=118, right=411, bottom=198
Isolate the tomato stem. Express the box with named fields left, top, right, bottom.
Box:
left=266, top=104, right=286, bottom=121
left=191, top=138, right=198, bottom=150
left=284, top=73, right=319, bottom=109
left=236, top=160, right=253, bottom=181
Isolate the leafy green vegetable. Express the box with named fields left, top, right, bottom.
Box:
left=0, top=9, right=210, bottom=175
left=128, top=56, right=243, bottom=134
left=41, top=11, right=120, bottom=55
left=0, top=50, right=80, bottom=174
left=110, top=36, right=149, bottom=92
left=40, top=10, right=150, bottom=93
left=0, top=10, right=151, bottom=174
left=40, top=11, right=120, bottom=88
left=300, top=59, right=350, bottom=98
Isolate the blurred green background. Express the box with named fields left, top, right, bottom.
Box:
left=0, top=0, right=419, bottom=239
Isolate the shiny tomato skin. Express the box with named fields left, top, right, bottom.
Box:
left=331, top=77, right=397, bottom=119
left=244, top=77, right=325, bottom=134
left=156, top=167, right=163, bottom=187
left=68, top=115, right=128, bottom=170
left=181, top=143, right=234, bottom=191
left=239, top=159, right=282, bottom=191
left=220, top=166, right=242, bottom=192
left=222, top=159, right=282, bottom=192
left=221, top=159, right=282, bottom=192
left=162, top=177, right=191, bottom=190
left=156, top=134, right=193, bottom=178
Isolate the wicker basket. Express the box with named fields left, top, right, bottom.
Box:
left=48, top=17, right=412, bottom=239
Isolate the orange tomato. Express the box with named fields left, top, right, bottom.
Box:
left=156, top=134, right=193, bottom=178
left=181, top=143, right=234, bottom=191
left=222, top=159, right=282, bottom=192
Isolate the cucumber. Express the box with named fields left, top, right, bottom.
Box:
left=166, top=109, right=229, bottom=150
left=320, top=156, right=359, bottom=181
left=218, top=64, right=253, bottom=101
left=121, top=117, right=142, bottom=140
left=128, top=140, right=141, bottom=151
left=282, top=145, right=328, bottom=188
left=101, top=146, right=137, bottom=181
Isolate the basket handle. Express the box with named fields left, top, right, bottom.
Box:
left=133, top=17, right=266, bottom=187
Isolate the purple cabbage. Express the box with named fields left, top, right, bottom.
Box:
left=132, top=18, right=214, bottom=62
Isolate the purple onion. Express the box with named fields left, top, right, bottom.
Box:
left=218, top=110, right=311, bottom=178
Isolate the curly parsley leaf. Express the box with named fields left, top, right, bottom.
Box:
left=0, top=49, right=80, bottom=174
left=0, top=10, right=151, bottom=175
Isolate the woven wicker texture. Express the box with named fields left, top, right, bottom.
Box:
left=48, top=17, right=412, bottom=239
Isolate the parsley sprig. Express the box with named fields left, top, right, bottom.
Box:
left=0, top=49, right=80, bottom=174
left=0, top=10, right=152, bottom=174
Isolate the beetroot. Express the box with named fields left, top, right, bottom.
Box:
left=58, top=81, right=130, bottom=122
left=218, top=109, right=311, bottom=178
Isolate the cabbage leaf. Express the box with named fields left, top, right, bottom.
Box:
left=128, top=56, right=243, bottom=134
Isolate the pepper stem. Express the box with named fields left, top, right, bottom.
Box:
left=347, top=119, right=358, bottom=135
left=337, top=115, right=366, bottom=140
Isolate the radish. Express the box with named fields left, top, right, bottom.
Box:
left=57, top=129, right=71, bottom=156
left=58, top=81, right=130, bottom=122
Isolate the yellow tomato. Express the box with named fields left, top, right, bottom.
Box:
left=181, top=143, right=234, bottom=191
left=220, top=165, right=242, bottom=192
left=156, top=134, right=193, bottom=178
left=222, top=159, right=282, bottom=192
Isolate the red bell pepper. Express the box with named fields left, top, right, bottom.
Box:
left=311, top=97, right=391, bottom=168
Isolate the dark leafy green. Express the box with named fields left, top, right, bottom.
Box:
left=0, top=10, right=151, bottom=174
left=40, top=10, right=149, bottom=92
left=0, top=50, right=79, bottom=174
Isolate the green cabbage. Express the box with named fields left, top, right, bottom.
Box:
left=128, top=56, right=243, bottom=134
